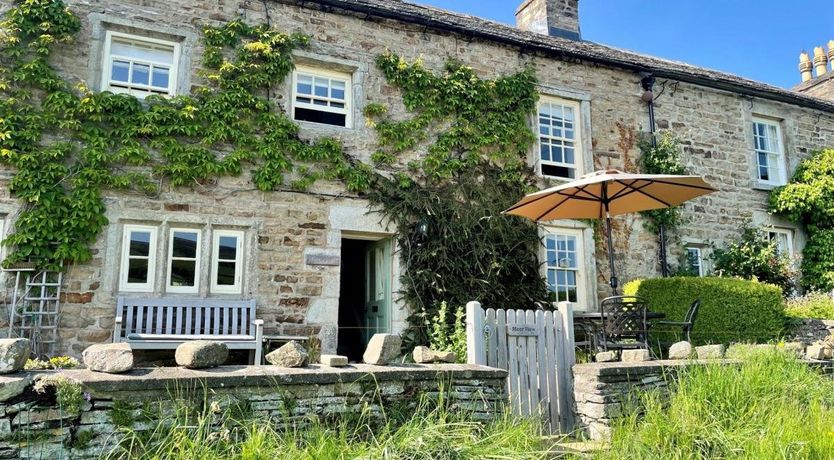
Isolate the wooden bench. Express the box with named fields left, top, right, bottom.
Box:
left=113, top=296, right=263, bottom=365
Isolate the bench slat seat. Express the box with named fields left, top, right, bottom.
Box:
left=113, top=296, right=263, bottom=365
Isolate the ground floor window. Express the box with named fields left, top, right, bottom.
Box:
left=544, top=231, right=583, bottom=304
left=685, top=246, right=705, bottom=276
left=768, top=228, right=794, bottom=258
left=119, top=223, right=247, bottom=295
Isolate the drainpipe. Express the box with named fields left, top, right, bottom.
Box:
left=640, top=74, right=669, bottom=277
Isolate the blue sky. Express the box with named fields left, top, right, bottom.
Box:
left=416, top=1, right=834, bottom=89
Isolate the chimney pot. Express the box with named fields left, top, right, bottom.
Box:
left=799, top=51, right=813, bottom=82
left=814, top=46, right=829, bottom=77
left=516, top=0, right=581, bottom=40
left=828, top=40, right=834, bottom=70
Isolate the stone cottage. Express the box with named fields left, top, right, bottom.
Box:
left=2, top=0, right=834, bottom=359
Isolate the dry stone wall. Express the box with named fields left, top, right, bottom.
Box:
left=0, top=364, right=505, bottom=459
left=2, top=0, right=834, bottom=356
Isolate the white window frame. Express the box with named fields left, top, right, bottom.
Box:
left=101, top=31, right=180, bottom=97
left=685, top=246, right=704, bottom=277
left=752, top=117, right=787, bottom=186
left=768, top=228, right=794, bottom=258
left=537, top=96, right=583, bottom=180
left=291, top=65, right=353, bottom=128
left=210, top=230, right=245, bottom=294
left=119, top=225, right=158, bottom=292
left=543, top=228, right=585, bottom=305
left=166, top=228, right=201, bottom=294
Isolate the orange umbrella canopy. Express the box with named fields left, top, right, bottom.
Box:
left=505, top=169, right=716, bottom=222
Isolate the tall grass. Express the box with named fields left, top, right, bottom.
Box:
left=102, top=387, right=545, bottom=460
left=598, top=350, right=834, bottom=459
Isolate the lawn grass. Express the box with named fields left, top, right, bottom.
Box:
left=596, top=350, right=834, bottom=459
left=101, top=389, right=547, bottom=460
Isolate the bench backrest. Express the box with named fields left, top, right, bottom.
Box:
left=116, top=296, right=257, bottom=337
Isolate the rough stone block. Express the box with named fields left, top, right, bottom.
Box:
left=594, top=351, right=617, bottom=362
left=82, top=343, right=133, bottom=373
left=781, top=341, right=806, bottom=357
left=806, top=345, right=826, bottom=360
left=695, top=344, right=725, bottom=359
left=412, top=346, right=456, bottom=363
left=620, top=349, right=650, bottom=362
left=319, top=354, right=348, bottom=367
left=266, top=341, right=308, bottom=367
left=0, top=339, right=29, bottom=374
left=363, top=334, right=401, bottom=365
left=668, top=341, right=693, bottom=360
left=0, top=375, right=32, bottom=402
left=175, top=341, right=228, bottom=369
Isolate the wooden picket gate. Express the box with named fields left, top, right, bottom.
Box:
left=465, top=301, right=576, bottom=434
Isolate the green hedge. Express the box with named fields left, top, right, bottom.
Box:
left=623, top=277, right=786, bottom=345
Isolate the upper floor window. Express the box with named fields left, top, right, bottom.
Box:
left=292, top=66, right=352, bottom=127
left=119, top=225, right=158, bottom=292
left=545, top=231, right=584, bottom=304
left=103, top=31, right=179, bottom=97
left=768, top=228, right=794, bottom=258
left=685, top=246, right=704, bottom=277
left=752, top=118, right=786, bottom=186
left=538, top=98, right=582, bottom=180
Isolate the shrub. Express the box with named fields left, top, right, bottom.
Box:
left=623, top=276, right=786, bottom=345
left=424, top=301, right=467, bottom=363
left=785, top=291, right=834, bottom=319
left=799, top=228, right=834, bottom=292
left=599, top=351, right=834, bottom=459
left=711, top=225, right=796, bottom=295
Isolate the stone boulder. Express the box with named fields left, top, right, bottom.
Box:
left=362, top=334, right=401, bottom=365
left=780, top=341, right=806, bottom=357
left=82, top=343, right=133, bottom=373
left=175, top=341, right=228, bottom=369
left=320, top=354, right=348, bottom=367
left=594, top=351, right=617, bottom=362
left=695, top=344, right=725, bottom=359
left=412, top=346, right=456, bottom=364
left=668, top=341, right=693, bottom=360
left=0, top=339, right=30, bottom=374
left=806, top=344, right=826, bottom=360
left=266, top=341, right=308, bottom=367
left=620, top=349, right=651, bottom=362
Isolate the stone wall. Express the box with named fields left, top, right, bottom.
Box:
left=0, top=363, right=505, bottom=459
left=572, top=359, right=834, bottom=441
left=2, top=0, right=834, bottom=357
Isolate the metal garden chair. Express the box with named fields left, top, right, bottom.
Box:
left=599, top=295, right=649, bottom=351
left=655, top=299, right=700, bottom=343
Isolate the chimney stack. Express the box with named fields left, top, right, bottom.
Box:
left=814, top=46, right=828, bottom=77
left=828, top=40, right=834, bottom=72
left=799, top=51, right=813, bottom=82
left=516, top=0, right=581, bottom=40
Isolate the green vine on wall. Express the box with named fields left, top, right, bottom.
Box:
left=0, top=0, right=370, bottom=269
left=769, top=149, right=834, bottom=291
left=637, top=131, right=688, bottom=234
left=363, top=53, right=548, bottom=343
left=1, top=1, right=550, bottom=345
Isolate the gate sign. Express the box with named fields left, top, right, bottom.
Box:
left=507, top=324, right=539, bottom=337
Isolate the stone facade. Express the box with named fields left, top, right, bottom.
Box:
left=0, top=364, right=505, bottom=459
left=2, top=0, right=834, bottom=357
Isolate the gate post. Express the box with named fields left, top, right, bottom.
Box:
left=465, top=301, right=486, bottom=365
left=556, top=301, right=576, bottom=430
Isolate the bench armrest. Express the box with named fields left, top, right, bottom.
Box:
left=252, top=319, right=264, bottom=366
left=113, top=316, right=124, bottom=343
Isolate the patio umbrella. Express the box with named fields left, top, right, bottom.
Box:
left=504, top=169, right=716, bottom=293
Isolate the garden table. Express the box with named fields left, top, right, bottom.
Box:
left=573, top=311, right=666, bottom=353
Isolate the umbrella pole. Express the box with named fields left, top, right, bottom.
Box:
left=605, top=205, right=618, bottom=295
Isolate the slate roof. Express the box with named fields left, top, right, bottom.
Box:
left=285, top=0, right=834, bottom=113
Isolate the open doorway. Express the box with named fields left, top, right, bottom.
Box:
left=337, top=237, right=392, bottom=362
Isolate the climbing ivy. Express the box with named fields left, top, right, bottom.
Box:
left=637, top=131, right=688, bottom=234
left=1, top=1, right=550, bottom=345
left=364, top=53, right=548, bottom=343
left=769, top=149, right=834, bottom=291
left=0, top=0, right=370, bottom=269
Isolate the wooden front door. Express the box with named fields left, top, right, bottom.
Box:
left=363, top=239, right=391, bottom=342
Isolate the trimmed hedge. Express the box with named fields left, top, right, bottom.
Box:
left=624, top=277, right=786, bottom=345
